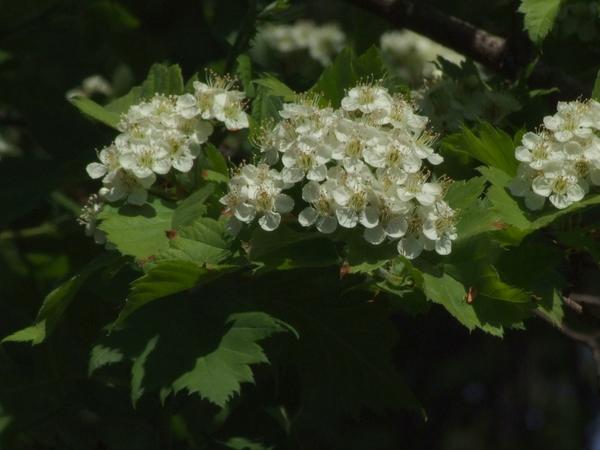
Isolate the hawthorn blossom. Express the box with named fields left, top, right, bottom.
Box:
left=511, top=99, right=600, bottom=210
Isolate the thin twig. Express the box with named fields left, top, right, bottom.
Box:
left=563, top=295, right=583, bottom=314
left=534, top=309, right=600, bottom=387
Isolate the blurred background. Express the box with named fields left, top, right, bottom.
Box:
left=1, top=0, right=599, bottom=448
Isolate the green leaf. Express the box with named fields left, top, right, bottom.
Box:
left=106, top=64, right=184, bottom=115
left=308, top=47, right=386, bottom=107
left=3, top=253, right=117, bottom=345
left=445, top=177, right=501, bottom=241
left=310, top=48, right=355, bottom=106
left=89, top=345, right=124, bottom=375
left=171, top=185, right=215, bottom=229
left=518, top=0, right=562, bottom=45
left=253, top=76, right=297, bottom=102
left=352, top=46, right=386, bottom=82
left=170, top=311, right=294, bottom=406
left=159, top=217, right=233, bottom=265
left=441, top=123, right=518, bottom=176
left=420, top=268, right=497, bottom=334
left=98, top=196, right=176, bottom=260
left=344, top=233, right=397, bottom=274
left=263, top=269, right=423, bottom=425
left=92, top=292, right=294, bottom=408
left=444, top=176, right=486, bottom=211
left=236, top=54, right=256, bottom=98
left=251, top=85, right=284, bottom=125
left=416, top=235, right=534, bottom=336
left=220, top=437, right=273, bottom=450
left=69, top=96, right=120, bottom=129
left=114, top=260, right=236, bottom=326
left=203, top=143, right=229, bottom=177
left=249, top=226, right=339, bottom=271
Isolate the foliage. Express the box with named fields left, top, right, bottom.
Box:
left=1, top=0, right=600, bottom=449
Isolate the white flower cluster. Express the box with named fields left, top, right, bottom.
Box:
left=66, top=75, right=113, bottom=99
left=86, top=76, right=249, bottom=205
left=380, top=30, right=464, bottom=81
left=510, top=99, right=600, bottom=210
left=221, top=84, right=458, bottom=259
left=261, top=20, right=345, bottom=66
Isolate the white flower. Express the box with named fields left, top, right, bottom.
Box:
left=543, top=101, right=596, bottom=143
left=363, top=140, right=422, bottom=173
left=397, top=172, right=442, bottom=205
left=99, top=169, right=156, bottom=205
left=298, top=180, right=339, bottom=233
left=329, top=165, right=379, bottom=229
left=86, top=145, right=121, bottom=181
left=222, top=82, right=452, bottom=259
left=419, top=201, right=458, bottom=256
left=213, top=91, right=249, bottom=130
left=260, top=21, right=346, bottom=66
left=307, top=23, right=346, bottom=66
left=281, top=136, right=331, bottom=183
left=119, top=144, right=171, bottom=178
left=220, top=164, right=294, bottom=231
left=531, top=166, right=587, bottom=209
left=508, top=165, right=546, bottom=211
left=514, top=132, right=559, bottom=170
left=341, top=85, right=392, bottom=114
left=511, top=99, right=600, bottom=210
left=66, top=74, right=112, bottom=99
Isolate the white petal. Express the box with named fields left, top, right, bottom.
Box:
left=259, top=211, right=281, bottom=231
left=333, top=187, right=351, bottom=206
left=153, top=158, right=172, bottom=175
left=316, top=216, right=337, bottom=234
left=515, top=146, right=531, bottom=162
left=298, top=207, right=318, bottom=227
left=397, top=236, right=424, bottom=260
left=521, top=132, right=540, bottom=148
left=422, top=220, right=439, bottom=240
left=549, top=193, right=572, bottom=209
left=435, top=236, right=452, bottom=255
left=524, top=192, right=545, bottom=210
left=336, top=207, right=358, bottom=228
left=173, top=156, right=194, bottom=173
left=385, top=216, right=407, bottom=238
left=119, top=153, right=136, bottom=170
left=282, top=167, right=304, bottom=184
left=234, top=203, right=256, bottom=222
left=364, top=225, right=386, bottom=245
left=531, top=176, right=552, bottom=197
left=359, top=206, right=379, bottom=228
left=138, top=174, right=156, bottom=189
left=566, top=183, right=585, bottom=202
left=302, top=181, right=321, bottom=202
left=427, top=153, right=444, bottom=165
left=86, top=162, right=108, bottom=179
left=275, top=194, right=294, bottom=213
left=307, top=165, right=327, bottom=181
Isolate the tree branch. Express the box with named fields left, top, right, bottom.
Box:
left=534, top=309, right=600, bottom=387
left=346, top=0, right=588, bottom=99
